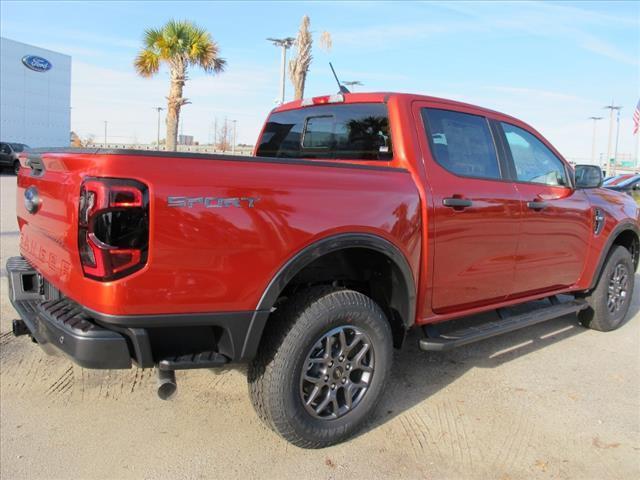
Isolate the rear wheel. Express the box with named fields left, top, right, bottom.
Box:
left=248, top=287, right=393, bottom=448
left=13, top=160, right=20, bottom=175
left=579, top=246, right=635, bottom=331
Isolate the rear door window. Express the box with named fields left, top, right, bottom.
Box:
left=421, top=108, right=501, bottom=180
left=256, top=103, right=392, bottom=160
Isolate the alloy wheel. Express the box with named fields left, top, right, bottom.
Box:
left=607, top=262, right=629, bottom=314
left=299, top=325, right=374, bottom=420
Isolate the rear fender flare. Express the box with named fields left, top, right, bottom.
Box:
left=257, top=233, right=416, bottom=324
left=241, top=233, right=417, bottom=360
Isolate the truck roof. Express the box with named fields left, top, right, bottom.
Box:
left=273, top=91, right=522, bottom=124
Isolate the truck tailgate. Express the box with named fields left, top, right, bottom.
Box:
left=17, top=153, right=88, bottom=295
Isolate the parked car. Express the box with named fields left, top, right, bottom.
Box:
left=603, top=173, right=636, bottom=186
left=605, top=174, right=640, bottom=205
left=0, top=142, right=30, bottom=174
left=7, top=92, right=639, bottom=448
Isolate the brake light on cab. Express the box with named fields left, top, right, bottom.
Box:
left=300, top=94, right=344, bottom=107
left=78, top=178, right=149, bottom=281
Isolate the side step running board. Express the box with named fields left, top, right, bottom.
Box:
left=419, top=299, right=588, bottom=352
left=158, top=351, right=229, bottom=370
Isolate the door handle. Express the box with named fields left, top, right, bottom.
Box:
left=443, top=198, right=473, bottom=209
left=527, top=201, right=547, bottom=210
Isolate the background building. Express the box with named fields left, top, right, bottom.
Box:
left=0, top=37, right=71, bottom=147
left=177, top=134, right=195, bottom=146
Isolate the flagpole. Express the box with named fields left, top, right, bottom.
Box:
left=635, top=132, right=639, bottom=169
left=634, top=99, right=640, bottom=170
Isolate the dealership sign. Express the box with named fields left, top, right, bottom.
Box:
left=21, top=55, right=52, bottom=72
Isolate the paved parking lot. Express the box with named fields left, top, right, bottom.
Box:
left=1, top=174, right=639, bottom=479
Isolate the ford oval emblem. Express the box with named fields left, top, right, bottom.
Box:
left=24, top=187, right=41, bottom=214
left=21, top=55, right=52, bottom=73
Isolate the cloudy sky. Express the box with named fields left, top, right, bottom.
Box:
left=1, top=1, right=638, bottom=161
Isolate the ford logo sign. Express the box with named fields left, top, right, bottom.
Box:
left=21, top=55, right=52, bottom=73
left=24, top=187, right=41, bottom=214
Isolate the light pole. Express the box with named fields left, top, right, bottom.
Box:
left=267, top=37, right=295, bottom=104
left=214, top=118, right=218, bottom=150
left=103, top=121, right=108, bottom=147
left=614, top=107, right=622, bottom=167
left=588, top=116, right=603, bottom=165
left=155, top=107, right=164, bottom=150
left=232, top=119, right=237, bottom=155
left=604, top=102, right=622, bottom=174
left=224, top=117, right=228, bottom=151
left=343, top=81, right=363, bottom=92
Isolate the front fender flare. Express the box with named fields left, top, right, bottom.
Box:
left=589, top=221, right=640, bottom=290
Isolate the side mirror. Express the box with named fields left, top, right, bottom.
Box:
left=575, top=165, right=603, bottom=189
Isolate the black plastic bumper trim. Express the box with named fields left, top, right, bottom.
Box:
left=7, top=257, right=132, bottom=369
left=7, top=256, right=270, bottom=369
left=87, top=307, right=270, bottom=363
left=11, top=298, right=132, bottom=369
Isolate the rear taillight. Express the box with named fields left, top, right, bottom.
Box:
left=78, top=178, right=149, bottom=281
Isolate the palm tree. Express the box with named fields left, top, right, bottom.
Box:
left=288, top=16, right=332, bottom=101
left=134, top=20, right=226, bottom=151
left=289, top=15, right=312, bottom=101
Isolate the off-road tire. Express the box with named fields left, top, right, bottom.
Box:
left=579, top=246, right=635, bottom=331
left=247, top=286, right=393, bottom=448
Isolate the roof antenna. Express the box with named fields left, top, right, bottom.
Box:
left=329, top=62, right=350, bottom=94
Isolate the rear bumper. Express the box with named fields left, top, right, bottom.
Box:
left=7, top=257, right=131, bottom=369
left=6, top=256, right=269, bottom=370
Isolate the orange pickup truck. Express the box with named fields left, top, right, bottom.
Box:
left=8, top=92, right=639, bottom=447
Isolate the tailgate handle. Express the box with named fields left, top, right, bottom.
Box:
left=26, top=153, right=45, bottom=176
left=443, top=197, right=473, bottom=209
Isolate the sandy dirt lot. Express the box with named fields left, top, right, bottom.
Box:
left=1, top=174, right=639, bottom=479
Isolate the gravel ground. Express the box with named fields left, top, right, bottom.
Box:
left=1, top=174, right=639, bottom=479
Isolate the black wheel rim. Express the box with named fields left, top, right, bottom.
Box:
left=607, top=262, right=629, bottom=314
left=299, top=325, right=374, bottom=420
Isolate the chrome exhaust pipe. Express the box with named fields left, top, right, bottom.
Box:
left=157, top=369, right=177, bottom=400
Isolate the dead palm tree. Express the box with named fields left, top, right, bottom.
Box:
left=288, top=15, right=312, bottom=101
left=134, top=20, right=226, bottom=151
left=288, top=17, right=332, bottom=101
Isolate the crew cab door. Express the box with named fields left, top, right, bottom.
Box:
left=493, top=121, right=592, bottom=295
left=414, top=104, right=522, bottom=314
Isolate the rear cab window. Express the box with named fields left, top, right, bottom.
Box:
left=256, top=103, right=392, bottom=161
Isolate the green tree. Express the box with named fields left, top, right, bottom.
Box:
left=134, top=20, right=226, bottom=151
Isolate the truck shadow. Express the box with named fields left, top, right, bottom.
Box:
left=358, top=283, right=640, bottom=438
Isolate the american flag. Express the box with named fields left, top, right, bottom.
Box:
left=634, top=99, right=640, bottom=135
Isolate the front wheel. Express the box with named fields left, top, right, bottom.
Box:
left=13, top=160, right=20, bottom=175
left=248, top=287, right=393, bottom=448
left=579, top=245, right=635, bottom=331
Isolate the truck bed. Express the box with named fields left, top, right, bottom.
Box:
left=17, top=148, right=421, bottom=317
